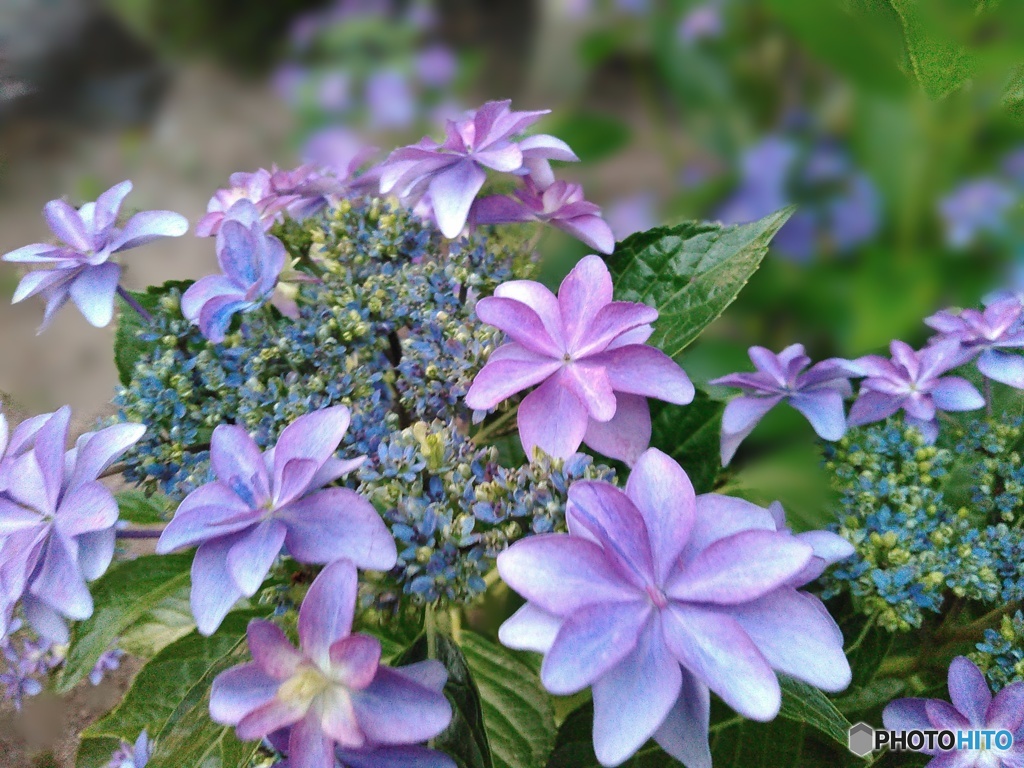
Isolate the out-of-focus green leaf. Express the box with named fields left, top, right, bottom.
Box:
left=886, top=0, right=974, bottom=99
left=542, top=112, right=631, bottom=163
left=461, top=631, right=557, bottom=768
left=611, top=208, right=794, bottom=361
left=76, top=737, right=122, bottom=768
left=765, top=0, right=908, bottom=94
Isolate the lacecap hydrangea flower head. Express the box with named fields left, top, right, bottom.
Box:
left=498, top=448, right=851, bottom=767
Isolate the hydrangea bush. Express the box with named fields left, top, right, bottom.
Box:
left=2, top=99, right=1023, bottom=768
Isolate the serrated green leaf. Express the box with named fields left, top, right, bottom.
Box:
left=86, top=611, right=260, bottom=742
left=461, top=631, right=556, bottom=768
left=58, top=553, right=193, bottom=693
left=76, top=736, right=122, bottom=768
left=610, top=208, right=794, bottom=361
left=777, top=676, right=852, bottom=746
left=396, top=633, right=494, bottom=768
left=115, top=490, right=171, bottom=524
left=650, top=391, right=723, bottom=494
left=146, top=685, right=259, bottom=768
left=117, top=586, right=195, bottom=659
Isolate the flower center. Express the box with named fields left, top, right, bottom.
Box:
left=278, top=665, right=331, bottom=708
left=646, top=585, right=669, bottom=610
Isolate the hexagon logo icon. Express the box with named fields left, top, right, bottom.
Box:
left=848, top=722, right=875, bottom=757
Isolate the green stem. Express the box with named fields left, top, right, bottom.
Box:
left=844, top=615, right=876, bottom=655
left=472, top=406, right=519, bottom=445
left=449, top=607, right=463, bottom=644
left=935, top=601, right=1021, bottom=644
left=425, top=606, right=438, bottom=660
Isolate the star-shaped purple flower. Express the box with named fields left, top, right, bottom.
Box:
left=210, top=559, right=452, bottom=768
left=465, top=255, right=694, bottom=464
left=925, top=299, right=1024, bottom=389
left=472, top=178, right=615, bottom=254
left=0, top=407, right=145, bottom=641
left=710, top=344, right=853, bottom=465
left=156, top=405, right=396, bottom=636
left=498, top=449, right=850, bottom=767
left=3, top=181, right=188, bottom=330
left=377, top=100, right=576, bottom=238
left=883, top=657, right=1024, bottom=768
left=196, top=169, right=291, bottom=237
left=847, top=339, right=985, bottom=443
left=181, top=200, right=288, bottom=343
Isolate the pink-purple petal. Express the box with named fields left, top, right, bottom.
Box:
left=625, top=448, right=696, bottom=585
left=590, top=614, right=682, bottom=767
left=497, top=535, right=637, bottom=616
left=279, top=488, right=397, bottom=569
left=298, top=559, right=358, bottom=665
left=498, top=603, right=562, bottom=654
left=210, top=662, right=279, bottom=724
left=464, top=357, right=561, bottom=411
left=475, top=296, right=562, bottom=357
left=226, top=519, right=287, bottom=597
left=566, top=480, right=654, bottom=586
left=191, top=535, right=246, bottom=636
left=947, top=656, right=992, bottom=727
left=788, top=390, right=847, bottom=441
left=517, top=374, right=589, bottom=459
left=662, top=604, right=780, bottom=721
left=930, top=377, right=985, bottom=412
left=978, top=349, right=1024, bottom=388
left=68, top=262, right=121, bottom=327
left=429, top=160, right=487, bottom=238
left=666, top=531, right=812, bottom=606
left=111, top=210, right=189, bottom=251
left=558, top=255, right=613, bottom=351
left=43, top=199, right=92, bottom=252
left=653, top=671, right=712, bottom=768
left=581, top=392, right=652, bottom=465
left=351, top=666, right=453, bottom=745
left=540, top=600, right=650, bottom=695
left=247, top=620, right=303, bottom=679
left=289, top=711, right=335, bottom=768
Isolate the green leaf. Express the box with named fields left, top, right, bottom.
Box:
left=114, top=280, right=193, bottom=386
left=887, top=0, right=974, bottom=99
left=114, top=289, right=163, bottom=387
left=115, top=489, right=171, bottom=524
left=146, top=686, right=260, bottom=768
left=58, top=553, right=193, bottom=693
left=461, top=631, right=556, bottom=768
left=610, top=209, right=794, bottom=361
left=776, top=676, right=852, bottom=747
left=649, top=391, right=723, bottom=494
left=117, top=586, right=195, bottom=659
left=396, top=633, right=494, bottom=768
left=85, top=611, right=260, bottom=742
left=76, top=736, right=122, bottom=768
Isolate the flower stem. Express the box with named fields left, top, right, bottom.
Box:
left=117, top=286, right=153, bottom=323
left=425, top=606, right=438, bottom=660
left=472, top=406, right=519, bottom=445
left=449, top=607, right=463, bottom=644
left=116, top=528, right=164, bottom=540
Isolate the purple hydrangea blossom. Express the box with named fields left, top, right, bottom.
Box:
left=210, top=559, right=451, bottom=767
left=677, top=3, right=723, bottom=44
left=416, top=45, right=458, bottom=89
left=710, top=344, right=854, bottom=465
left=181, top=200, right=288, bottom=343
left=156, top=406, right=396, bottom=636
left=938, top=179, right=1018, bottom=249
left=302, top=129, right=379, bottom=189
left=472, top=178, right=615, bottom=254
left=3, top=181, right=188, bottom=330
left=498, top=449, right=851, bottom=767
left=925, top=299, right=1024, bottom=389
left=766, top=501, right=854, bottom=585
left=0, top=407, right=145, bottom=641
left=718, top=137, right=879, bottom=262
left=377, top=100, right=577, bottom=238
left=108, top=730, right=151, bottom=768
left=847, top=339, right=985, bottom=443
left=196, top=170, right=291, bottom=238
left=604, top=193, right=659, bottom=243
left=90, top=647, right=125, bottom=686
left=0, top=620, right=62, bottom=710
left=883, top=657, right=1024, bottom=767
left=465, top=255, right=694, bottom=464
left=367, top=69, right=417, bottom=130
